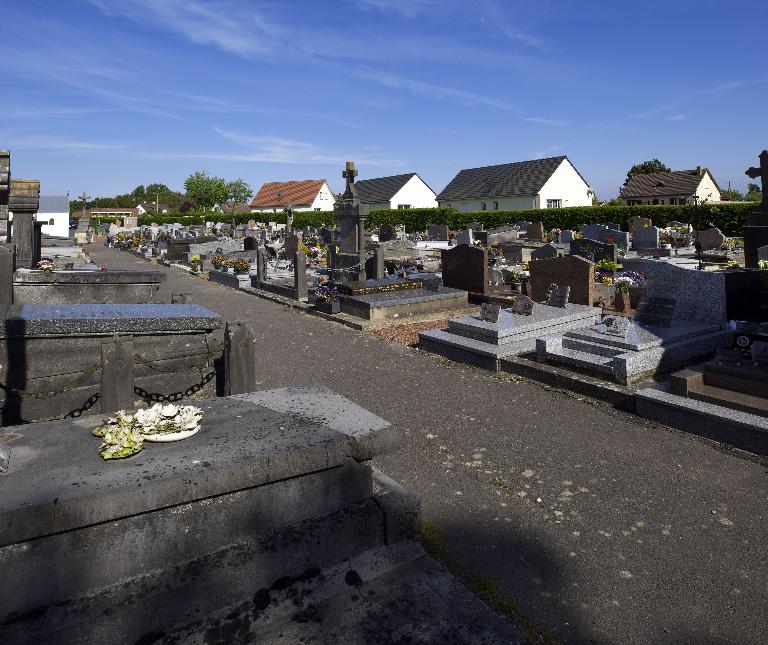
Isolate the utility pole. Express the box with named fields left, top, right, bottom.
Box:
left=156, top=192, right=159, bottom=216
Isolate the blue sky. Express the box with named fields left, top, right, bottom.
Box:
left=2, top=0, right=767, bottom=201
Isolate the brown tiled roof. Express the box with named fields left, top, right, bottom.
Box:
left=88, top=207, right=139, bottom=214
left=250, top=180, right=326, bottom=208
left=620, top=169, right=720, bottom=199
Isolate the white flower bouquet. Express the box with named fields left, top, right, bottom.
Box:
left=92, top=404, right=203, bottom=460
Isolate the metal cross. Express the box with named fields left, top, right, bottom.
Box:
left=745, top=150, right=768, bottom=207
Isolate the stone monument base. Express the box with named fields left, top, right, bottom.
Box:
left=12, top=269, right=166, bottom=304
left=537, top=321, right=731, bottom=385
left=419, top=303, right=602, bottom=371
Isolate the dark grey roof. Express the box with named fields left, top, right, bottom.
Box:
left=620, top=169, right=719, bottom=199
left=38, top=195, right=70, bottom=213
left=437, top=156, right=580, bottom=201
left=355, top=173, right=418, bottom=203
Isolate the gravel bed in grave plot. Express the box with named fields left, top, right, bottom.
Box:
left=372, top=318, right=451, bottom=347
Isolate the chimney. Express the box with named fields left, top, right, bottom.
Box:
left=696, top=165, right=703, bottom=176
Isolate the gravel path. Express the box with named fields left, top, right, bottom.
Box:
left=89, top=244, right=768, bottom=645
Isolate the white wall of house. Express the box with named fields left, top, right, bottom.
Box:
left=537, top=159, right=593, bottom=209
left=438, top=195, right=536, bottom=212
left=310, top=181, right=336, bottom=210
left=696, top=171, right=721, bottom=202
left=389, top=175, right=438, bottom=209
left=36, top=211, right=69, bottom=238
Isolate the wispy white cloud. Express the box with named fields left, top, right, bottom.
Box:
left=667, top=113, right=687, bottom=122
left=144, top=127, right=402, bottom=166
left=0, top=134, right=129, bottom=152
left=354, top=0, right=446, bottom=18
left=88, top=0, right=281, bottom=58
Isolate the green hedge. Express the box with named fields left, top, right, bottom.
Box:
left=92, top=203, right=755, bottom=237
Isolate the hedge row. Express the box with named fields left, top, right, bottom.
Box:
left=92, top=203, right=756, bottom=237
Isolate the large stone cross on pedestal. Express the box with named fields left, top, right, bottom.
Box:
left=745, top=150, right=768, bottom=208
left=341, top=161, right=358, bottom=202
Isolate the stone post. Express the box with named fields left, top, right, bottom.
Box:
left=101, top=336, right=135, bottom=413
left=32, top=221, right=44, bottom=267
left=224, top=321, right=257, bottom=396
left=357, top=203, right=369, bottom=282
left=9, top=179, right=40, bottom=269
left=0, top=245, right=14, bottom=305
left=256, top=247, right=267, bottom=286
left=294, top=251, right=308, bottom=301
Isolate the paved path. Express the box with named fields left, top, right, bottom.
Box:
left=91, top=245, right=768, bottom=645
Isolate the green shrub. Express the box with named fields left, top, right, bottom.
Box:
left=91, top=203, right=755, bottom=237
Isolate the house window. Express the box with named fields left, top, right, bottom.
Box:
left=546, top=199, right=562, bottom=208
left=397, top=204, right=411, bottom=209
left=480, top=202, right=487, bottom=211
left=669, top=198, right=677, bottom=205
left=492, top=201, right=499, bottom=211
left=315, top=208, right=321, bottom=211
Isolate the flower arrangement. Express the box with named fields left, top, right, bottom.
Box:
left=224, top=257, right=250, bottom=273
left=759, top=260, right=768, bottom=271
left=547, top=228, right=562, bottom=242
left=37, top=259, right=54, bottom=272
left=92, top=403, right=204, bottom=460
left=599, top=272, right=614, bottom=285
left=618, top=270, right=646, bottom=285
left=594, top=258, right=619, bottom=272
left=99, top=264, right=108, bottom=271
left=316, top=284, right=340, bottom=302
left=210, top=254, right=225, bottom=268
left=614, top=276, right=634, bottom=294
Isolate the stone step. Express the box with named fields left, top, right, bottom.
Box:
left=544, top=346, right=616, bottom=375
left=562, top=336, right=625, bottom=358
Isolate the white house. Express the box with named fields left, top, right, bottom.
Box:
left=437, top=156, right=594, bottom=211
left=250, top=179, right=336, bottom=213
left=354, top=173, right=437, bottom=210
left=36, top=195, right=70, bottom=238
left=136, top=201, right=170, bottom=215
left=619, top=167, right=722, bottom=205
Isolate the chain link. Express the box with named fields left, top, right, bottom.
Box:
left=0, top=360, right=103, bottom=400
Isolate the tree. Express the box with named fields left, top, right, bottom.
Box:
left=720, top=188, right=745, bottom=201
left=130, top=185, right=147, bottom=202
left=225, top=178, right=253, bottom=208
left=183, top=171, right=228, bottom=210
left=146, top=183, right=170, bottom=196
left=624, top=159, right=671, bottom=185
left=746, top=182, right=762, bottom=202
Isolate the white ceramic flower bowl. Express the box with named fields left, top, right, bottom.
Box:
left=143, top=425, right=201, bottom=443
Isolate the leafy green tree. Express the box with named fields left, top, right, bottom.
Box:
left=624, top=159, right=671, bottom=185
left=130, top=185, right=147, bottom=202
left=746, top=182, right=762, bottom=202
left=146, top=183, right=170, bottom=195
left=720, top=188, right=745, bottom=201
left=183, top=171, right=228, bottom=210
left=225, top=178, right=253, bottom=208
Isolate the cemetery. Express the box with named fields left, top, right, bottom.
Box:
left=2, top=146, right=768, bottom=643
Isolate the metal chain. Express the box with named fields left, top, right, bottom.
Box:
left=0, top=360, right=103, bottom=400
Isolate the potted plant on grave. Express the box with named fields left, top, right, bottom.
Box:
left=189, top=254, right=202, bottom=272
left=36, top=259, right=54, bottom=273
left=210, top=254, right=225, bottom=271
left=314, top=284, right=341, bottom=314
left=613, top=276, right=633, bottom=312
left=594, top=258, right=619, bottom=278
left=619, top=270, right=647, bottom=308
left=227, top=258, right=250, bottom=275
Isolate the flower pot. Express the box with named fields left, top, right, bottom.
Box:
left=629, top=285, right=647, bottom=309
left=315, top=301, right=341, bottom=314
left=212, top=264, right=223, bottom=271
left=235, top=270, right=249, bottom=275
left=614, top=291, right=631, bottom=312
left=758, top=271, right=768, bottom=290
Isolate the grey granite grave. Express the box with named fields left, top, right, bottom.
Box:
left=696, top=227, right=726, bottom=251
left=537, top=259, right=732, bottom=384
left=632, top=225, right=660, bottom=250
left=0, top=304, right=222, bottom=425
left=12, top=269, right=165, bottom=304
left=339, top=285, right=468, bottom=322
left=419, top=302, right=602, bottom=371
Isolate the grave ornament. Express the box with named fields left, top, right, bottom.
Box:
left=594, top=315, right=632, bottom=339
left=511, top=294, right=535, bottom=316
left=546, top=284, right=570, bottom=308
left=480, top=302, right=501, bottom=323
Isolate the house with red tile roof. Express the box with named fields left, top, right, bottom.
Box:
left=250, top=179, right=336, bottom=213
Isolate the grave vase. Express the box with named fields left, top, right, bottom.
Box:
left=315, top=300, right=341, bottom=314
left=614, top=291, right=631, bottom=312
left=629, top=285, right=647, bottom=309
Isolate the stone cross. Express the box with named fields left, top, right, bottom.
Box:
left=745, top=150, right=768, bottom=207
left=342, top=161, right=358, bottom=201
